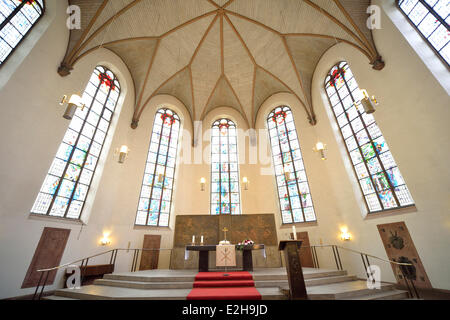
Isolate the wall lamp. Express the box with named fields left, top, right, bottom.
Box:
left=313, top=142, right=327, bottom=160
left=100, top=233, right=111, bottom=246
left=242, top=177, right=249, bottom=190
left=355, top=89, right=378, bottom=114
left=60, top=94, right=85, bottom=120
left=115, top=145, right=130, bottom=164
left=340, top=227, right=352, bottom=241
left=200, top=178, right=206, bottom=191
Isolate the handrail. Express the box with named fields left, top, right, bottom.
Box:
left=302, top=244, right=419, bottom=299
left=36, top=244, right=412, bottom=273
left=302, top=244, right=413, bottom=266
left=36, top=248, right=172, bottom=273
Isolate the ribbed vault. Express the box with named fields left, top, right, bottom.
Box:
left=60, top=0, right=385, bottom=129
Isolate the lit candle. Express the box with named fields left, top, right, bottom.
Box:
left=192, top=236, right=195, bottom=244
left=292, top=226, right=297, bottom=240
left=201, top=236, right=204, bottom=244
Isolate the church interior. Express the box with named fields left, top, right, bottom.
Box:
left=0, top=0, right=449, bottom=301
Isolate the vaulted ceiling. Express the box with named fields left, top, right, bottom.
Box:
left=60, top=0, right=384, bottom=129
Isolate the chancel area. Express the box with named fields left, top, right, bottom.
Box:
left=0, top=0, right=449, bottom=301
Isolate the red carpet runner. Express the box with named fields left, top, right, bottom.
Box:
left=187, top=272, right=262, bottom=300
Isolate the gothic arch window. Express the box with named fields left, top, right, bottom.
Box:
left=325, top=62, right=414, bottom=213
left=397, top=0, right=449, bottom=66
left=31, top=66, right=121, bottom=219
left=210, top=119, right=241, bottom=215
left=0, top=0, right=45, bottom=66
left=135, top=108, right=180, bottom=227
left=267, top=106, right=316, bottom=224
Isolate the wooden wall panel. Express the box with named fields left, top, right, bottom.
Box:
left=22, top=227, right=71, bottom=289
left=377, top=222, right=432, bottom=289
left=173, top=214, right=277, bottom=247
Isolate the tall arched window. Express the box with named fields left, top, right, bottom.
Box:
left=135, top=108, right=180, bottom=227
left=0, top=0, right=44, bottom=66
left=211, top=119, right=241, bottom=215
left=267, top=107, right=316, bottom=224
left=31, top=66, right=121, bottom=219
left=397, top=0, right=449, bottom=66
left=325, top=62, right=414, bottom=213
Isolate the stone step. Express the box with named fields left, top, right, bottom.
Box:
left=53, top=285, right=285, bottom=300
left=103, top=268, right=347, bottom=283
left=103, top=274, right=196, bottom=283
left=42, top=295, right=78, bottom=300
left=94, top=279, right=194, bottom=289
left=346, top=290, right=410, bottom=300
left=95, top=274, right=356, bottom=290
left=255, top=275, right=357, bottom=288
left=54, top=285, right=192, bottom=300
left=307, top=281, right=397, bottom=300
left=52, top=269, right=408, bottom=300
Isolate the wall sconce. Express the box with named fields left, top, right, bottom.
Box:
left=355, top=89, right=378, bottom=114
left=340, top=227, right=352, bottom=241
left=313, top=142, right=327, bottom=160
left=242, top=177, right=249, bottom=190
left=284, top=170, right=291, bottom=182
left=200, top=178, right=206, bottom=191
left=59, top=94, right=85, bottom=120
left=100, top=233, right=111, bottom=246
left=115, top=145, right=130, bottom=164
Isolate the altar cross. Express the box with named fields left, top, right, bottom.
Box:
left=222, top=227, right=228, bottom=241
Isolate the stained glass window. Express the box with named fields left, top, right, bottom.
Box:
left=135, top=108, right=180, bottom=227
left=267, top=106, right=316, bottom=224
left=325, top=62, right=415, bottom=213
left=211, top=119, right=241, bottom=215
left=398, top=0, right=450, bottom=65
left=0, top=0, right=44, bottom=66
left=31, top=66, right=120, bottom=219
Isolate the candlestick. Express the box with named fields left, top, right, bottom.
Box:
left=292, top=226, right=297, bottom=240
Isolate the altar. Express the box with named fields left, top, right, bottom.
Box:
left=185, top=244, right=266, bottom=272
left=171, top=214, right=281, bottom=270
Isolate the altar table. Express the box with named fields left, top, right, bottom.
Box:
left=185, top=245, right=265, bottom=272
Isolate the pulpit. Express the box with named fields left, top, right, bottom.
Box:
left=279, top=240, right=308, bottom=300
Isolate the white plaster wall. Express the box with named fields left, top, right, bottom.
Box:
left=308, top=0, right=450, bottom=288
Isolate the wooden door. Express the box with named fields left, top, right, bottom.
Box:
left=290, top=231, right=314, bottom=268
left=139, top=235, right=161, bottom=271
left=22, top=227, right=71, bottom=288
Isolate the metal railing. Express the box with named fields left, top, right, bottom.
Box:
left=32, top=248, right=172, bottom=300
left=303, top=244, right=419, bottom=299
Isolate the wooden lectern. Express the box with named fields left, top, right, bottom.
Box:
left=279, top=240, right=308, bottom=300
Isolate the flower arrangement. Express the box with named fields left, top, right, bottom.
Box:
left=236, top=239, right=254, bottom=250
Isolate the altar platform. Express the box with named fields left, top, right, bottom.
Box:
left=45, top=268, right=408, bottom=300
